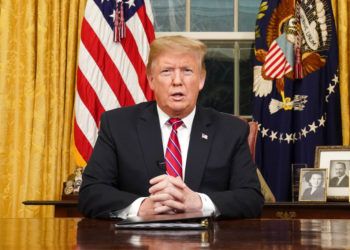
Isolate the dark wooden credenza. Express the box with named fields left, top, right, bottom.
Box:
left=262, top=202, right=350, bottom=219
left=23, top=200, right=350, bottom=219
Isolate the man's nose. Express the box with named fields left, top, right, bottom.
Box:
left=172, top=69, right=182, bottom=85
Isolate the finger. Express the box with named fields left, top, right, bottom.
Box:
left=162, top=199, right=185, bottom=212
left=149, top=174, right=168, bottom=185
left=149, top=176, right=178, bottom=194
left=162, top=186, right=184, bottom=202
left=149, top=176, right=186, bottom=194
left=153, top=201, right=163, bottom=208
left=149, top=180, right=170, bottom=194
left=153, top=202, right=176, bottom=215
left=149, top=193, right=174, bottom=202
left=151, top=187, right=185, bottom=202
left=153, top=205, right=174, bottom=214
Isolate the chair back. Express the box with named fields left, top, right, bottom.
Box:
left=247, top=121, right=276, bottom=203
left=248, top=121, right=258, bottom=161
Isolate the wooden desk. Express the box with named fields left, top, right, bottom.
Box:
left=1, top=218, right=350, bottom=249
left=23, top=200, right=350, bottom=219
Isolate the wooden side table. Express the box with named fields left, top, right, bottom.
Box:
left=23, top=200, right=81, bottom=217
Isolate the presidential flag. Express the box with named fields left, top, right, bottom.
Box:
left=74, top=0, right=155, bottom=166
left=253, top=0, right=342, bottom=200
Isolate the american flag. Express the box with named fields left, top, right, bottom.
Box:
left=263, top=34, right=293, bottom=79
left=74, top=0, right=155, bottom=166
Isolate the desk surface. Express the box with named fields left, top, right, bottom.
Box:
left=23, top=200, right=350, bottom=218
left=1, top=218, right=350, bottom=249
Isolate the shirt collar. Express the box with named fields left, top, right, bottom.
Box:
left=156, top=105, right=196, bottom=129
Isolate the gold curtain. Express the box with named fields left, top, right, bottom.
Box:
left=338, top=0, right=350, bottom=145
left=0, top=0, right=87, bottom=217
left=333, top=0, right=350, bottom=145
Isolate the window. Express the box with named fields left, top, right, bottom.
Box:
left=151, top=0, right=260, bottom=116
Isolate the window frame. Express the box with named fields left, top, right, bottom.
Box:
left=154, top=0, right=256, bottom=116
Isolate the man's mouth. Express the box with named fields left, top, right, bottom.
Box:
left=170, top=92, right=185, bottom=100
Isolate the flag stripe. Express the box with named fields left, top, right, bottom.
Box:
left=122, top=21, right=152, bottom=100
left=265, top=52, right=284, bottom=74
left=78, top=42, right=120, bottom=111
left=269, top=58, right=287, bottom=77
left=77, top=68, right=105, bottom=125
left=265, top=48, right=283, bottom=70
left=75, top=92, right=99, bottom=146
left=264, top=42, right=278, bottom=61
left=74, top=120, right=93, bottom=162
left=126, top=11, right=150, bottom=65
left=137, top=4, right=156, bottom=44
left=274, top=61, right=292, bottom=78
left=143, top=0, right=154, bottom=24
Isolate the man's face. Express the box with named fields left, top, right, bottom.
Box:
left=309, top=173, right=322, bottom=188
left=147, top=51, right=205, bottom=118
left=334, top=164, right=346, bottom=177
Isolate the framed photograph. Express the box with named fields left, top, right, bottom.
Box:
left=314, top=146, right=350, bottom=201
left=298, top=168, right=327, bottom=202
left=291, top=163, right=308, bottom=202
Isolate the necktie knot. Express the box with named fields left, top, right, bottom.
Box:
left=168, top=118, right=183, bottom=130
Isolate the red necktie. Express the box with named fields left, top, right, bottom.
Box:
left=165, top=118, right=183, bottom=178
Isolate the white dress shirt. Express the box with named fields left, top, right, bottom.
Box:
left=116, top=106, right=217, bottom=219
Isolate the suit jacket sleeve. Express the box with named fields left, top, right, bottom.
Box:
left=78, top=111, right=140, bottom=218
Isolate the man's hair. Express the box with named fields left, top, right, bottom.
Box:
left=146, top=35, right=207, bottom=74
left=334, top=162, right=346, bottom=169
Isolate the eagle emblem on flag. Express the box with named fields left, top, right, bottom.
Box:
left=253, top=0, right=332, bottom=114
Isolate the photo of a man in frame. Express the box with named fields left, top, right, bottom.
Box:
left=329, top=161, right=350, bottom=188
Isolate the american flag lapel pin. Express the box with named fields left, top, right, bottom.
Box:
left=201, top=133, right=208, bottom=140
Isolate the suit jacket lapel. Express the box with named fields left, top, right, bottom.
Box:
left=185, top=107, right=216, bottom=191
left=137, top=102, right=165, bottom=179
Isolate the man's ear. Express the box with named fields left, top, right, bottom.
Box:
left=199, top=71, right=206, bottom=91
left=147, top=73, right=155, bottom=90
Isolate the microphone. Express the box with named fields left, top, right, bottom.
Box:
left=157, top=160, right=166, bottom=172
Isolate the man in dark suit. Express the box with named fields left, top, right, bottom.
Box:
left=78, top=35, right=264, bottom=219
left=329, top=162, right=349, bottom=187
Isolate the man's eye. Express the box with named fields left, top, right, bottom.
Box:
left=160, top=69, right=171, bottom=75
left=184, top=68, right=193, bottom=75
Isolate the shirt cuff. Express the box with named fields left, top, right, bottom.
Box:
left=113, top=197, right=146, bottom=219
left=198, top=192, right=220, bottom=217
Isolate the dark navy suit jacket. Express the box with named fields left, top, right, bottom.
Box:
left=329, top=175, right=349, bottom=187
left=78, top=101, right=264, bottom=218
